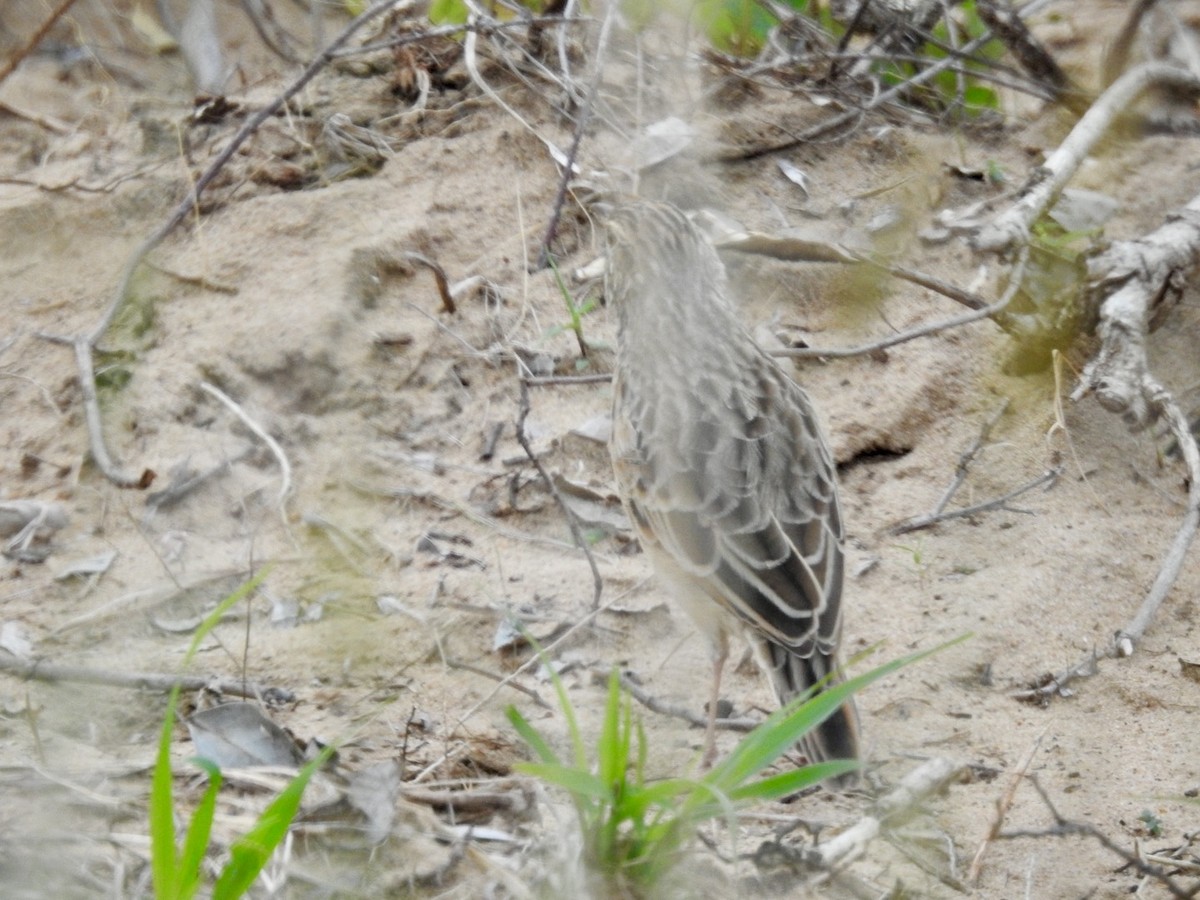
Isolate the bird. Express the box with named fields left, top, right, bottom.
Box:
left=604, top=199, right=860, bottom=776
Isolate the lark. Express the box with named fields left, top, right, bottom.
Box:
left=605, top=200, right=860, bottom=775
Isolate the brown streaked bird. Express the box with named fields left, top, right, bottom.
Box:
left=605, top=199, right=860, bottom=776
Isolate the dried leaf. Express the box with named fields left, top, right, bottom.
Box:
left=187, top=702, right=304, bottom=768
left=131, top=5, right=178, bottom=53
left=1049, top=188, right=1119, bottom=233
left=346, top=761, right=402, bottom=844
left=0, top=622, right=34, bottom=660
left=1180, top=657, right=1200, bottom=684
left=627, top=117, right=696, bottom=169
left=53, top=550, right=117, bottom=581
left=777, top=159, right=810, bottom=197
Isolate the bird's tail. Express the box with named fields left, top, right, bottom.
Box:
left=764, top=642, right=861, bottom=784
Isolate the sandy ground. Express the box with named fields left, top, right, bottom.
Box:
left=1, top=1, right=1199, bottom=897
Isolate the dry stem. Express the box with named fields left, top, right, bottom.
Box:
left=974, top=62, right=1200, bottom=253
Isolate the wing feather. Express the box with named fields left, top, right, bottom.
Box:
left=616, top=359, right=844, bottom=656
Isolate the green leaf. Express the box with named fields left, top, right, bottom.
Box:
left=710, top=637, right=967, bottom=790
left=150, top=568, right=270, bottom=900
left=964, top=84, right=999, bottom=111
left=514, top=762, right=610, bottom=801
left=597, top=670, right=624, bottom=790
left=429, top=0, right=468, bottom=25
left=505, top=705, right=561, bottom=766
left=696, top=0, right=778, bottom=57
left=727, top=760, right=858, bottom=803
left=150, top=687, right=181, bottom=899
left=212, top=747, right=333, bottom=899
left=176, top=759, right=224, bottom=899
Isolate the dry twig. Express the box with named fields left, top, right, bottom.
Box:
left=725, top=29, right=1002, bottom=160
left=198, top=382, right=292, bottom=510
left=1000, top=776, right=1200, bottom=899
left=533, top=1, right=615, bottom=270
left=892, top=469, right=1059, bottom=534
left=974, top=62, right=1200, bottom=253
left=800, top=757, right=967, bottom=873
left=514, top=374, right=604, bottom=610
left=777, top=245, right=1030, bottom=361
left=38, top=0, right=416, bottom=489
left=0, top=0, right=83, bottom=87
left=967, top=725, right=1046, bottom=884
left=1070, top=190, right=1200, bottom=658
left=0, top=654, right=292, bottom=702
left=606, top=668, right=756, bottom=733
left=446, top=657, right=548, bottom=708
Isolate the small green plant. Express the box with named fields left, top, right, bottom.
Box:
left=508, top=641, right=959, bottom=896
left=875, top=1, right=1002, bottom=117
left=150, top=568, right=334, bottom=899
left=894, top=539, right=932, bottom=589
left=546, top=258, right=601, bottom=368
left=429, top=0, right=549, bottom=25
left=998, top=216, right=1095, bottom=374
left=1139, top=809, right=1164, bottom=838
left=695, top=0, right=791, bottom=57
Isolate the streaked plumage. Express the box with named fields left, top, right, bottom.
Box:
left=605, top=200, right=860, bottom=774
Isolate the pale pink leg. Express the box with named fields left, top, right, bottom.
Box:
left=702, top=638, right=728, bottom=769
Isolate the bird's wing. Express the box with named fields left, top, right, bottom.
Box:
left=615, top=363, right=844, bottom=656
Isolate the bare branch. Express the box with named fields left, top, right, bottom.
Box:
left=0, top=0, right=82, bottom=87
left=0, top=654, right=292, bottom=702
left=974, top=63, right=1200, bottom=253
left=514, top=374, right=604, bottom=610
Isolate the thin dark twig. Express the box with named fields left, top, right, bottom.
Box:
left=238, top=0, right=301, bottom=64
left=975, top=0, right=1083, bottom=110
left=891, top=468, right=1059, bottom=535
left=832, top=0, right=876, bottom=61
left=725, top=28, right=999, bottom=161
left=886, top=399, right=1014, bottom=535
left=722, top=239, right=994, bottom=312
left=96, top=0, right=413, bottom=345
left=446, top=658, right=548, bottom=708
left=522, top=373, right=612, bottom=386
left=337, top=13, right=583, bottom=57
left=515, top=373, right=604, bottom=609
left=608, top=668, right=757, bottom=733
left=402, top=252, right=456, bottom=314
left=1010, top=650, right=1102, bottom=703
left=42, top=0, right=413, bottom=489
left=933, top=400, right=1011, bottom=518
left=777, top=245, right=1029, bottom=360
left=0, top=0, right=82, bottom=87
left=0, top=654, right=292, bottom=702
left=1000, top=776, right=1200, bottom=900
left=534, top=2, right=615, bottom=271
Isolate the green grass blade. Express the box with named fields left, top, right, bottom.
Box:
left=596, top=670, right=624, bottom=789
left=711, top=636, right=967, bottom=790
left=726, top=761, right=858, bottom=804
left=513, top=629, right=587, bottom=769
left=151, top=568, right=270, bottom=899
left=211, top=746, right=333, bottom=899
left=513, top=762, right=610, bottom=802
left=505, top=705, right=562, bottom=766
left=183, top=568, right=270, bottom=665
left=175, top=758, right=224, bottom=899
left=151, top=686, right=182, bottom=900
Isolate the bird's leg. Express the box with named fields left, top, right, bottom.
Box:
left=702, top=636, right=729, bottom=769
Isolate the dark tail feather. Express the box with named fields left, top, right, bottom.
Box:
left=765, top=642, right=861, bottom=787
